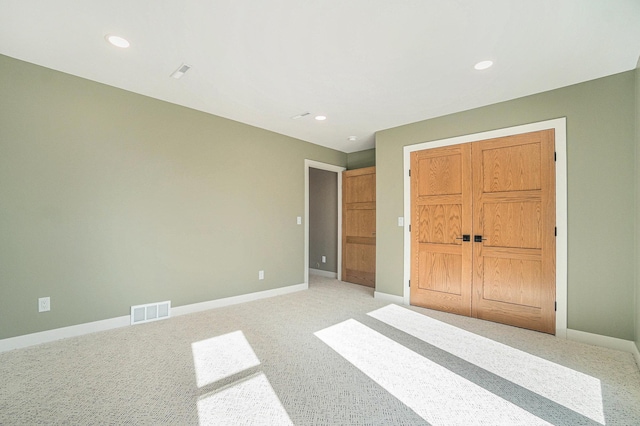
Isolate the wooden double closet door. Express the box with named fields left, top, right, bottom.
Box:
left=410, top=130, right=556, bottom=334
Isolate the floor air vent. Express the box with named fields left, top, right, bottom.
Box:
left=131, top=301, right=171, bottom=325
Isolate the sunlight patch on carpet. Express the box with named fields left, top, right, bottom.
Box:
left=368, top=304, right=604, bottom=425
left=191, top=330, right=260, bottom=388
left=197, top=372, right=293, bottom=426
left=315, top=319, right=552, bottom=425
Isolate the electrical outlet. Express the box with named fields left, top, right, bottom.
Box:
left=259, top=270, right=264, bottom=280
left=38, top=297, right=50, bottom=312
left=321, top=256, right=326, bottom=263
left=296, top=216, right=302, bottom=225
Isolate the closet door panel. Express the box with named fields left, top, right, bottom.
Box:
left=342, top=167, right=376, bottom=287
left=410, top=145, right=472, bottom=315
left=472, top=130, right=556, bottom=334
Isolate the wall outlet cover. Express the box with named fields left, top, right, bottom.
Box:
left=38, top=297, right=50, bottom=312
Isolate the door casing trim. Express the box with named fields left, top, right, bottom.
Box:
left=305, top=160, right=346, bottom=285
left=402, top=118, right=567, bottom=337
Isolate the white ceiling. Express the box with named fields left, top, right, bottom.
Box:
left=1, top=1, right=639, bottom=153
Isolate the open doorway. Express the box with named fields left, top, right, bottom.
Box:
left=309, top=168, right=338, bottom=277
left=304, top=160, right=345, bottom=285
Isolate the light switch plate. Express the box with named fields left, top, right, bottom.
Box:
left=297, top=216, right=302, bottom=225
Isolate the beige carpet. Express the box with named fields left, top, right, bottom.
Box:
left=1, top=275, right=639, bottom=425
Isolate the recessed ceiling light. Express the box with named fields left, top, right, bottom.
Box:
left=474, top=60, right=493, bottom=70
left=347, top=136, right=358, bottom=141
left=315, top=115, right=327, bottom=121
left=106, top=35, right=130, bottom=48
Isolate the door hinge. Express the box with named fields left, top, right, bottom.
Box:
left=409, top=280, right=411, bottom=288
left=555, top=227, right=557, bottom=236
left=408, top=169, right=411, bottom=176
left=554, top=301, right=557, bottom=311
left=554, top=152, right=557, bottom=162
left=409, top=225, right=411, bottom=232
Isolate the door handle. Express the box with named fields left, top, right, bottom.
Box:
left=474, top=235, right=486, bottom=243
left=456, top=235, right=471, bottom=242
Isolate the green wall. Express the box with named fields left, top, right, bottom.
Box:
left=376, top=70, right=636, bottom=341
left=347, top=148, right=375, bottom=170
left=0, top=55, right=346, bottom=340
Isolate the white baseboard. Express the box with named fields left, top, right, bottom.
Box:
left=0, top=282, right=307, bottom=353
left=374, top=291, right=405, bottom=305
left=567, top=329, right=640, bottom=367
left=308, top=268, right=337, bottom=279
left=0, top=315, right=130, bottom=353
left=171, top=283, right=307, bottom=316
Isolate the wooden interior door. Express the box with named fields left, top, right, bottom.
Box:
left=472, top=130, right=556, bottom=333
left=410, top=145, right=473, bottom=315
left=410, top=130, right=556, bottom=334
left=342, top=167, right=376, bottom=287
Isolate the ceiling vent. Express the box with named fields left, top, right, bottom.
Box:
left=171, top=63, right=191, bottom=79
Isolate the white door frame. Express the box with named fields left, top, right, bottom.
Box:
left=402, top=118, right=568, bottom=337
left=304, top=160, right=346, bottom=285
